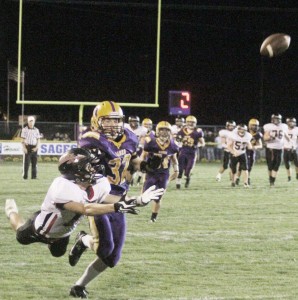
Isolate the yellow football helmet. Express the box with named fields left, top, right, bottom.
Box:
left=92, top=101, right=125, bottom=140
left=156, top=121, right=172, bottom=142
left=186, top=115, right=197, bottom=129
left=248, top=118, right=259, bottom=132
left=142, top=118, right=153, bottom=131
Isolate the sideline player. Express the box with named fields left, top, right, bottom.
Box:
left=263, top=113, right=290, bottom=186
left=283, top=117, right=298, bottom=181
left=227, top=124, right=252, bottom=187
left=140, top=121, right=179, bottom=222
left=215, top=120, right=236, bottom=182
left=176, top=115, right=205, bottom=188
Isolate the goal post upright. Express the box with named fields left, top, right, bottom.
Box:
left=16, top=0, right=161, bottom=125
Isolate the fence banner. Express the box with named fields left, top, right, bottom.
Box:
left=0, top=141, right=77, bottom=156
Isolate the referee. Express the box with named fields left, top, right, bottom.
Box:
left=21, top=116, right=41, bottom=179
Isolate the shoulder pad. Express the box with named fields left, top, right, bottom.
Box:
left=145, top=136, right=152, bottom=143
left=81, top=131, right=100, bottom=140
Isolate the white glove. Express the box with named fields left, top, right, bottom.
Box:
left=135, top=185, right=165, bottom=206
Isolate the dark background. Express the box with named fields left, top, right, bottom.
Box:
left=1, top=1, right=298, bottom=125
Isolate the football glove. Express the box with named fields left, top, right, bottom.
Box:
left=140, top=156, right=163, bottom=173
left=128, top=185, right=165, bottom=206
left=114, top=199, right=139, bottom=214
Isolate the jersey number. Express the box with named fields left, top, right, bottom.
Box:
left=108, top=154, right=131, bottom=185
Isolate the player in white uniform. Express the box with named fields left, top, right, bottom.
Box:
left=5, top=148, right=164, bottom=259
left=171, top=116, right=185, bottom=138
left=215, top=120, right=236, bottom=181
left=125, top=116, right=148, bottom=185
left=263, top=113, right=291, bottom=186
left=283, top=118, right=298, bottom=181
left=227, top=124, right=252, bottom=187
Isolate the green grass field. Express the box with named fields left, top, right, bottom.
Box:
left=1, top=161, right=298, bottom=300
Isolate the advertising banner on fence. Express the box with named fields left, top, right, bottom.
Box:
left=0, top=141, right=77, bottom=156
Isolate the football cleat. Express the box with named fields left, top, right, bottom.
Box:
left=216, top=174, right=221, bottom=182
left=69, top=285, right=89, bottom=298
left=5, top=199, right=18, bottom=218
left=69, top=231, right=87, bottom=266
left=231, top=182, right=236, bottom=187
left=150, top=218, right=157, bottom=223
left=185, top=178, right=190, bottom=188
left=243, top=183, right=250, bottom=188
left=235, top=178, right=240, bottom=185
left=176, top=184, right=181, bottom=189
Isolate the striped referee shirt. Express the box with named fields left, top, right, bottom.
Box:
left=21, top=126, right=41, bottom=146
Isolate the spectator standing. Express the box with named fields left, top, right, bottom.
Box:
left=21, top=116, right=41, bottom=179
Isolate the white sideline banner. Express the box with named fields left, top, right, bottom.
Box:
left=0, top=142, right=77, bottom=155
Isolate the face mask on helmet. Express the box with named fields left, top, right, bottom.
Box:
left=128, top=116, right=140, bottom=130
left=237, top=124, right=247, bottom=137
left=271, top=114, right=282, bottom=125
left=142, top=118, right=153, bottom=131
left=175, top=117, right=185, bottom=127
left=58, top=148, right=96, bottom=184
left=156, top=121, right=172, bottom=142
left=248, top=119, right=259, bottom=132
left=226, top=120, right=236, bottom=131
left=92, top=101, right=125, bottom=140
left=186, top=116, right=197, bottom=129
left=286, top=118, right=296, bottom=128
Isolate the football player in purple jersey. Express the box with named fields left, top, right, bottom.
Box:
left=68, top=101, right=165, bottom=298
left=176, top=115, right=205, bottom=188
left=140, top=121, right=179, bottom=222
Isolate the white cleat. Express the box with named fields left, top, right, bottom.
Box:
left=243, top=183, right=250, bottom=188
left=5, top=199, right=18, bottom=218
left=216, top=174, right=221, bottom=182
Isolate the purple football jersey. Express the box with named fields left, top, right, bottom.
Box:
left=79, top=128, right=138, bottom=194
left=177, top=128, right=204, bottom=156
left=144, top=137, right=179, bottom=174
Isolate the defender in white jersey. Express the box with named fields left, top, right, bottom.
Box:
left=283, top=118, right=298, bottom=181
left=215, top=120, right=236, bottom=181
left=227, top=124, right=252, bottom=187
left=263, top=113, right=291, bottom=186
left=5, top=148, right=163, bottom=258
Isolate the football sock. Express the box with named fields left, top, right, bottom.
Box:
left=82, top=234, right=93, bottom=249
left=151, top=213, right=158, bottom=220
left=75, top=258, right=108, bottom=287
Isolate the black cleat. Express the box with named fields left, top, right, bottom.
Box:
left=69, top=285, right=89, bottom=298
left=69, top=231, right=87, bottom=267
left=231, top=182, right=236, bottom=187
left=235, top=178, right=240, bottom=185
left=185, top=178, right=190, bottom=188
left=176, top=184, right=181, bottom=189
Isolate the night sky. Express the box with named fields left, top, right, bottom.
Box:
left=2, top=1, right=298, bottom=126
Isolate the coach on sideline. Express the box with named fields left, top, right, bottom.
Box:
left=21, top=115, right=41, bottom=179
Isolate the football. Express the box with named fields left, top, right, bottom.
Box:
left=260, top=33, right=291, bottom=57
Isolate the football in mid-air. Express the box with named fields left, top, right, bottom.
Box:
left=260, top=33, right=291, bottom=57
